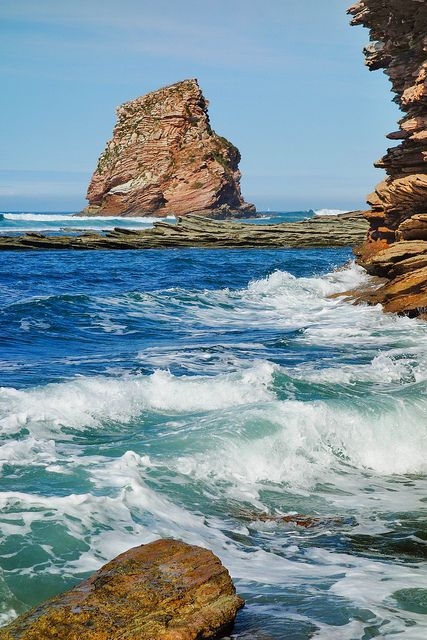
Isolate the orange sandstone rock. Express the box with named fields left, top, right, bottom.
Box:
left=348, top=1, right=427, bottom=317
left=82, top=79, right=255, bottom=218
left=0, top=539, right=244, bottom=640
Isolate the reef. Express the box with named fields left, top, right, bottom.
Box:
left=81, top=79, right=255, bottom=218
left=0, top=539, right=244, bottom=640
left=0, top=212, right=368, bottom=250
left=348, top=0, right=427, bottom=316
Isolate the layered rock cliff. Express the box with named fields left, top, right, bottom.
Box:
left=348, top=0, right=427, bottom=316
left=82, top=79, right=255, bottom=218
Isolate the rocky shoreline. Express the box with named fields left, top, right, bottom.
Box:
left=347, top=0, right=427, bottom=317
left=0, top=212, right=368, bottom=251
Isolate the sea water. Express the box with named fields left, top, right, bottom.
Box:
left=0, top=212, right=426, bottom=638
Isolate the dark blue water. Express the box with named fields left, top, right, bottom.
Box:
left=1, top=213, right=426, bottom=638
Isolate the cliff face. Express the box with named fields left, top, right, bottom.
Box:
left=83, top=79, right=255, bottom=218
left=348, top=0, right=427, bottom=316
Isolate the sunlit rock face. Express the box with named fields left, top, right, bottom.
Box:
left=348, top=0, right=427, bottom=316
left=83, top=79, right=255, bottom=218
left=0, top=539, right=244, bottom=640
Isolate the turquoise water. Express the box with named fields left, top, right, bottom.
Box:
left=0, top=212, right=426, bottom=638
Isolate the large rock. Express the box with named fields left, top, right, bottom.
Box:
left=0, top=539, right=244, bottom=640
left=82, top=79, right=255, bottom=218
left=347, top=1, right=427, bottom=317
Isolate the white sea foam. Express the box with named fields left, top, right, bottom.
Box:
left=288, top=351, right=424, bottom=385
left=172, top=262, right=370, bottom=335
left=232, top=262, right=427, bottom=350
left=308, top=546, right=427, bottom=639
left=245, top=261, right=368, bottom=305
left=0, top=361, right=276, bottom=435
left=0, top=436, right=57, bottom=471
left=2, top=213, right=175, bottom=222
left=172, top=394, right=427, bottom=502
left=102, top=262, right=375, bottom=340
left=314, top=208, right=350, bottom=216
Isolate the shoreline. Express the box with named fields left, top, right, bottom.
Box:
left=0, top=212, right=368, bottom=251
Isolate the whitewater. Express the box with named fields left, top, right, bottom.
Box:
left=0, top=212, right=426, bottom=638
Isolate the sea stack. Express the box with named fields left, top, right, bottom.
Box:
left=82, top=79, right=255, bottom=218
left=348, top=0, right=427, bottom=316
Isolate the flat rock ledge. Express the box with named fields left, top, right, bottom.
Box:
left=0, top=539, right=244, bottom=640
left=0, top=212, right=368, bottom=251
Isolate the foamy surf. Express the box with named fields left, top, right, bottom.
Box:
left=1, top=213, right=175, bottom=222
left=314, top=208, right=350, bottom=216
left=1, top=245, right=426, bottom=638
left=0, top=362, right=276, bottom=435
left=0, top=212, right=176, bottom=234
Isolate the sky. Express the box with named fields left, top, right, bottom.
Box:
left=0, top=0, right=400, bottom=212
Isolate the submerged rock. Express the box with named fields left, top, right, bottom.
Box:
left=239, top=510, right=357, bottom=529
left=0, top=538, right=244, bottom=640
left=348, top=0, right=427, bottom=317
left=82, top=79, right=255, bottom=218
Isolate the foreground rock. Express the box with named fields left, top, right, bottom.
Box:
left=82, top=79, right=255, bottom=218
left=348, top=0, right=427, bottom=316
left=0, top=212, right=368, bottom=251
left=0, top=539, right=244, bottom=640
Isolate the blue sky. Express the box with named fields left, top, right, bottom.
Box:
left=0, top=0, right=399, bottom=212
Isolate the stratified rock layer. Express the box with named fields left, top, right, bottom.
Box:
left=0, top=212, right=369, bottom=250
left=348, top=0, right=427, bottom=316
left=0, top=539, right=244, bottom=640
left=83, top=79, right=255, bottom=218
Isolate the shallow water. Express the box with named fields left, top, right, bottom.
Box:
left=0, top=213, right=426, bottom=638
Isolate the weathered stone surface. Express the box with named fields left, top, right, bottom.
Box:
left=366, top=175, right=427, bottom=230
left=397, top=213, right=427, bottom=240
left=389, top=253, right=427, bottom=277
left=361, top=240, right=427, bottom=276
left=0, top=212, right=369, bottom=251
left=0, top=539, right=244, bottom=640
left=347, top=0, right=427, bottom=317
left=354, top=266, right=427, bottom=316
left=82, top=79, right=255, bottom=218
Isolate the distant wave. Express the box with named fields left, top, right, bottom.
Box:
left=2, top=213, right=175, bottom=222
left=313, top=208, right=350, bottom=217
left=2, top=213, right=77, bottom=222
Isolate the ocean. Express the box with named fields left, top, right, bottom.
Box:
left=0, top=211, right=426, bottom=639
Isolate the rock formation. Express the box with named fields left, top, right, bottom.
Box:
left=82, top=79, right=255, bottom=218
left=0, top=212, right=369, bottom=250
left=348, top=0, right=427, bottom=316
left=0, top=539, right=244, bottom=640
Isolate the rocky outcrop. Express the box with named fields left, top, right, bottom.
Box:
left=82, top=79, right=255, bottom=218
left=348, top=0, right=427, bottom=316
left=0, top=539, right=244, bottom=640
left=0, top=212, right=369, bottom=251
